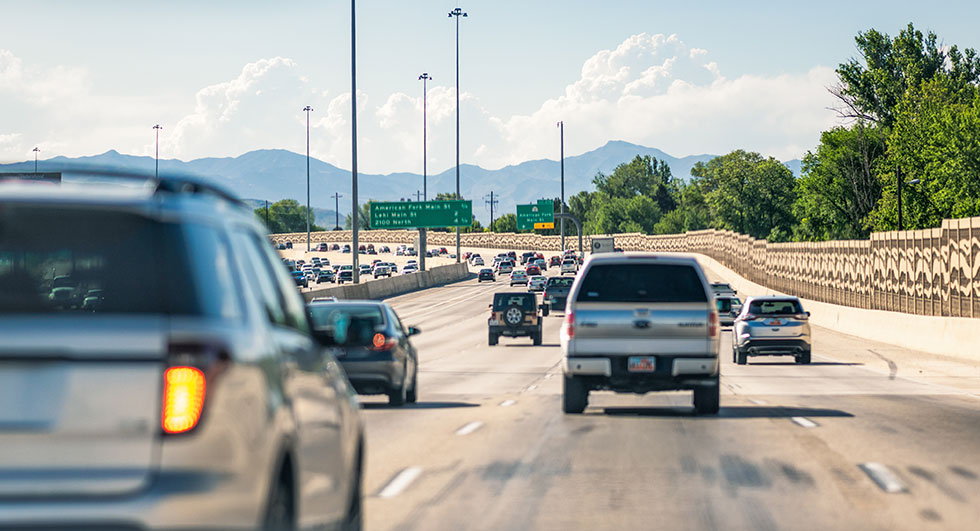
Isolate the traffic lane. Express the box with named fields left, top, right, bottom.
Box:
left=364, top=330, right=980, bottom=531
left=698, top=258, right=980, bottom=396
left=358, top=275, right=564, bottom=524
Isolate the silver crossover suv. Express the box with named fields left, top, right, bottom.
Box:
left=733, top=296, right=812, bottom=364
left=0, top=175, right=364, bottom=530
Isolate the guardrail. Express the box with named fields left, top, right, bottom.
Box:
left=273, top=216, right=980, bottom=318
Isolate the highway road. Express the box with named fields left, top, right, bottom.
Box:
left=353, top=255, right=980, bottom=531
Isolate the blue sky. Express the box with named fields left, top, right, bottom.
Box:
left=2, top=1, right=978, bottom=173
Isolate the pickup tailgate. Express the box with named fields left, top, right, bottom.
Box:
left=571, top=302, right=712, bottom=355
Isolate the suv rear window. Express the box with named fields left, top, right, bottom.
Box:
left=547, top=277, right=573, bottom=287
left=0, top=205, right=239, bottom=317
left=493, top=293, right=535, bottom=310
left=747, top=299, right=803, bottom=315
left=576, top=263, right=708, bottom=303
left=309, top=303, right=386, bottom=346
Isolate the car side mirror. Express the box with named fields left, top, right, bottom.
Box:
left=408, top=326, right=421, bottom=336
left=806, top=311, right=811, bottom=317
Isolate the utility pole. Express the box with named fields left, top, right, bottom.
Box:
left=897, top=166, right=904, bottom=231
left=33, top=147, right=39, bottom=174
left=449, top=6, right=467, bottom=263
left=303, top=105, right=314, bottom=251
left=351, top=0, right=360, bottom=283
left=557, top=121, right=565, bottom=251
left=332, top=192, right=343, bottom=230
left=484, top=191, right=498, bottom=232
left=414, top=190, right=423, bottom=202
left=265, top=200, right=269, bottom=226
left=153, top=125, right=162, bottom=178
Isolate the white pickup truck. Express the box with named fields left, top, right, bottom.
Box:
left=560, top=253, right=721, bottom=414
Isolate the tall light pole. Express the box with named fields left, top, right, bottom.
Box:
left=351, top=0, right=360, bottom=283
left=418, top=73, right=432, bottom=201
left=152, top=124, right=162, bottom=178
left=303, top=105, right=314, bottom=251
left=332, top=192, right=343, bottom=230
left=485, top=191, right=498, bottom=231
left=557, top=121, right=565, bottom=251
left=32, top=147, right=39, bottom=174
left=449, top=6, right=467, bottom=263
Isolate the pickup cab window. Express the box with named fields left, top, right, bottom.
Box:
left=576, top=263, right=708, bottom=303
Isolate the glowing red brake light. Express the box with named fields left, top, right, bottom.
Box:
left=371, top=333, right=397, bottom=351
left=162, top=367, right=206, bottom=434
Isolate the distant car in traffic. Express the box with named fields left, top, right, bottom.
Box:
left=733, top=296, right=811, bottom=365
left=527, top=275, right=547, bottom=292
left=292, top=270, right=309, bottom=288
left=496, top=260, right=514, bottom=274
left=560, top=259, right=577, bottom=275
left=478, top=268, right=496, bottom=282
left=509, top=269, right=529, bottom=286
left=317, top=269, right=336, bottom=283
left=715, top=295, right=742, bottom=326
left=337, top=270, right=353, bottom=284
left=711, top=282, right=737, bottom=297
left=308, top=300, right=420, bottom=406
left=525, top=264, right=541, bottom=276
left=543, top=276, right=573, bottom=312
left=374, top=265, right=392, bottom=278
left=488, top=292, right=546, bottom=346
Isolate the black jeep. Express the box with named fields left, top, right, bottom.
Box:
left=488, top=292, right=548, bottom=346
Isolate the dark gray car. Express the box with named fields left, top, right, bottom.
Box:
left=0, top=175, right=364, bottom=530
left=309, top=300, right=420, bottom=406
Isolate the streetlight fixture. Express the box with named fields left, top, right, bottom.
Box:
left=418, top=73, right=432, bottom=201
left=32, top=147, right=39, bottom=174
left=449, top=6, right=467, bottom=263
left=351, top=0, right=360, bottom=283
left=303, top=105, right=314, bottom=251
left=152, top=125, right=162, bottom=178
left=557, top=121, right=565, bottom=251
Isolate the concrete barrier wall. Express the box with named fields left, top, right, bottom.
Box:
left=275, top=215, right=980, bottom=319
left=301, top=262, right=469, bottom=302
left=691, top=252, right=980, bottom=362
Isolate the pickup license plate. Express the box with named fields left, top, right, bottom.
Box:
left=627, top=356, right=656, bottom=373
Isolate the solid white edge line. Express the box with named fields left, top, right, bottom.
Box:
left=455, top=421, right=484, bottom=436
left=749, top=399, right=768, bottom=405
left=499, top=400, right=516, bottom=407
left=791, top=416, right=818, bottom=428
left=377, top=466, right=423, bottom=499
left=859, top=462, right=908, bottom=493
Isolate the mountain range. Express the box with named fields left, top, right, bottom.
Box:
left=0, top=141, right=801, bottom=225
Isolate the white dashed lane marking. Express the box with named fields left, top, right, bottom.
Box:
left=859, top=463, right=908, bottom=493
left=377, top=467, right=423, bottom=499
left=455, top=421, right=484, bottom=436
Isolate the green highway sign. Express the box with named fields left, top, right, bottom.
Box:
left=370, top=200, right=473, bottom=229
left=516, top=200, right=554, bottom=230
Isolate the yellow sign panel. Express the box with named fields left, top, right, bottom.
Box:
left=534, top=222, right=555, bottom=229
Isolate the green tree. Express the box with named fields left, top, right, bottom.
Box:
left=691, top=150, right=797, bottom=240
left=491, top=213, right=518, bottom=233
left=255, top=199, right=323, bottom=233
left=834, top=23, right=980, bottom=128
left=653, top=181, right=710, bottom=234
left=793, top=122, right=887, bottom=240
left=872, top=78, right=980, bottom=230
left=344, top=201, right=372, bottom=230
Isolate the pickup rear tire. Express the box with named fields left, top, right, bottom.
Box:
left=693, top=378, right=720, bottom=415
left=562, top=375, right=588, bottom=414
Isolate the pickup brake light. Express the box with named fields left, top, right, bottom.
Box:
left=563, top=311, right=575, bottom=338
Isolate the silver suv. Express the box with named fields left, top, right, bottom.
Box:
left=560, top=254, right=721, bottom=414
left=733, top=296, right=811, bottom=364
left=0, top=175, right=364, bottom=530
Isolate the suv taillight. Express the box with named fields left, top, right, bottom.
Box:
left=563, top=311, right=575, bottom=338
left=371, top=333, right=398, bottom=351
left=162, top=342, right=228, bottom=435
left=708, top=310, right=719, bottom=338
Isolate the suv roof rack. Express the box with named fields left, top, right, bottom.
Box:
left=27, top=165, right=247, bottom=207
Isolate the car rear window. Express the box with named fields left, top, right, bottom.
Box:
left=576, top=263, right=708, bottom=303
left=716, top=298, right=733, bottom=312
left=547, top=277, right=574, bottom=287
left=747, top=299, right=803, bottom=315
left=0, top=205, right=240, bottom=317
left=308, top=304, right=386, bottom=346
left=493, top=293, right=535, bottom=310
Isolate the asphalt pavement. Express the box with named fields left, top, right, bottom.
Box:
left=348, top=253, right=980, bottom=531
